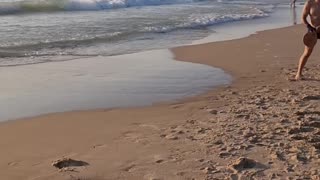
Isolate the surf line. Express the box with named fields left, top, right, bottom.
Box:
left=93, top=0, right=129, bottom=9
left=94, top=0, right=106, bottom=9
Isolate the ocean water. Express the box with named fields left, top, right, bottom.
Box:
left=0, top=0, right=291, bottom=66
left=0, top=0, right=303, bottom=120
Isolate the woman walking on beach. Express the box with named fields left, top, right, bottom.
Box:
left=295, top=0, right=320, bottom=80
left=291, top=0, right=297, bottom=8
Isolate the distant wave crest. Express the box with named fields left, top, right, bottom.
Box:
left=144, top=8, right=269, bottom=33
left=0, top=0, right=200, bottom=15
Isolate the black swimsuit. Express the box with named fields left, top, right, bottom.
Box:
left=307, top=27, right=320, bottom=39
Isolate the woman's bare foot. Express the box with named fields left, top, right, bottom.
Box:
left=295, top=73, right=303, bottom=81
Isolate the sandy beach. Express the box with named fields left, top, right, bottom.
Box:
left=1, top=24, right=320, bottom=179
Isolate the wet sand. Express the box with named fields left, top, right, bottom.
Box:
left=1, top=24, right=320, bottom=179
left=0, top=50, right=230, bottom=121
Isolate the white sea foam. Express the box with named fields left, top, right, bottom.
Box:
left=144, top=8, right=268, bottom=33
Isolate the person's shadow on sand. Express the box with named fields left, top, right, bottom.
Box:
left=301, top=77, right=320, bottom=81
left=288, top=76, right=320, bottom=81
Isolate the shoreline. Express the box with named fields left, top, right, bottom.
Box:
left=2, top=24, right=320, bottom=179
left=192, top=5, right=302, bottom=45
left=0, top=49, right=231, bottom=122
left=0, top=5, right=302, bottom=122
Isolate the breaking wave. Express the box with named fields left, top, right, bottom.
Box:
left=0, top=0, right=201, bottom=14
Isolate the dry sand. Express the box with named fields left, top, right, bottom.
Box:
left=1, top=24, right=320, bottom=179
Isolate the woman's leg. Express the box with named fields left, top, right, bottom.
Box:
left=295, top=45, right=315, bottom=80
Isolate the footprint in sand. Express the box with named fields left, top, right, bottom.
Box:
left=92, top=144, right=107, bottom=149
left=160, top=125, right=188, bottom=141
left=121, top=131, right=145, bottom=143
left=143, top=173, right=163, bottom=180
left=52, top=158, right=89, bottom=171
left=139, top=124, right=160, bottom=131
left=153, top=154, right=167, bottom=164
left=228, top=157, right=267, bottom=173
left=7, top=161, right=19, bottom=167
left=121, top=164, right=136, bottom=172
